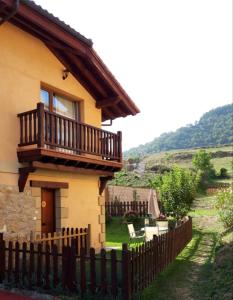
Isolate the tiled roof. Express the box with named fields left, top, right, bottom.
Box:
left=21, top=0, right=93, bottom=47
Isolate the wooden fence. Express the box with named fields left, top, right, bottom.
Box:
left=0, top=218, right=192, bottom=300
left=33, top=226, right=91, bottom=255
left=106, top=201, right=148, bottom=217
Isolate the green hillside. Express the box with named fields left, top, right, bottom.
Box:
left=124, top=104, right=233, bottom=158
left=110, top=145, right=233, bottom=188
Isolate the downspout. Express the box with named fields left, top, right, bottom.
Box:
left=0, top=0, right=19, bottom=26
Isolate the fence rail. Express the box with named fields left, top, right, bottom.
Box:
left=18, top=103, right=122, bottom=162
left=106, top=201, right=148, bottom=217
left=0, top=218, right=192, bottom=300
left=3, top=226, right=91, bottom=257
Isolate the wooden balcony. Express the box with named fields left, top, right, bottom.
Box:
left=17, top=103, right=122, bottom=190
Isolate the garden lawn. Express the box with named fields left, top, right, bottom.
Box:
left=106, top=217, right=130, bottom=248
left=106, top=194, right=233, bottom=300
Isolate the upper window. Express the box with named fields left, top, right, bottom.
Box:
left=40, top=88, right=79, bottom=121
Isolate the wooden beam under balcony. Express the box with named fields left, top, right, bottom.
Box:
left=30, top=161, right=115, bottom=177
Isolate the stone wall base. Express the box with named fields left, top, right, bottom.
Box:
left=0, top=184, right=37, bottom=235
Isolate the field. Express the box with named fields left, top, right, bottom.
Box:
left=110, top=145, right=233, bottom=188
left=143, top=144, right=233, bottom=175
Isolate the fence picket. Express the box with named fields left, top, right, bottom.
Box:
left=45, top=243, right=50, bottom=289
left=52, top=244, right=58, bottom=288
left=106, top=201, right=149, bottom=217
left=28, top=243, right=34, bottom=288
left=80, top=247, right=86, bottom=295
left=90, top=248, right=96, bottom=294
left=111, top=249, right=118, bottom=296
left=100, top=248, right=107, bottom=295
left=0, top=237, right=5, bottom=283
left=22, top=242, right=27, bottom=285
left=37, top=243, right=42, bottom=287
left=7, top=241, right=13, bottom=283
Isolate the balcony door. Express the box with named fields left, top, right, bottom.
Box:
left=40, top=88, right=79, bottom=121
left=40, top=88, right=80, bottom=152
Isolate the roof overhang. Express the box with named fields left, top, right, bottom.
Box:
left=0, top=0, right=140, bottom=121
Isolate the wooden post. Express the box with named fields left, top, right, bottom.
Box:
left=87, top=224, right=91, bottom=253
left=0, top=236, right=5, bottom=283
left=37, top=102, right=45, bottom=148
left=117, top=131, right=122, bottom=162
left=90, top=248, right=96, bottom=294
left=122, top=243, right=132, bottom=300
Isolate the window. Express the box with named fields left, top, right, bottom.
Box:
left=40, top=88, right=79, bottom=121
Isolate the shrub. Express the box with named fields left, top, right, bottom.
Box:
left=219, top=167, right=228, bottom=179
left=105, top=213, right=112, bottom=225
left=192, top=150, right=216, bottom=185
left=123, top=211, right=142, bottom=228
left=215, top=187, right=233, bottom=229
left=151, top=166, right=198, bottom=221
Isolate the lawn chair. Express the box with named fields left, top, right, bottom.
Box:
left=144, top=218, right=150, bottom=227
left=127, top=223, right=145, bottom=246
left=156, top=220, right=169, bottom=234
left=145, top=226, right=159, bottom=241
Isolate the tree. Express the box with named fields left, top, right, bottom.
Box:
left=192, top=150, right=216, bottom=185
left=151, top=166, right=198, bottom=221
left=215, top=187, right=233, bottom=229
left=192, top=150, right=212, bottom=171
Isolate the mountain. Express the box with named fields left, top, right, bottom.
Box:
left=124, top=104, right=233, bottom=158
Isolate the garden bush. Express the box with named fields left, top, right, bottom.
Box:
left=215, top=187, right=233, bottom=229
left=123, top=211, right=143, bottom=229
left=218, top=167, right=228, bottom=179
left=151, top=166, right=198, bottom=221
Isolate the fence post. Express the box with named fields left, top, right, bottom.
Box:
left=37, top=102, right=45, bottom=148
left=87, top=224, right=91, bottom=253
left=117, top=131, right=122, bottom=162
left=122, top=243, right=132, bottom=300
left=0, top=234, right=5, bottom=283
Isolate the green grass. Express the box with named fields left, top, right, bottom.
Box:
left=106, top=217, right=129, bottom=248
left=189, top=208, right=217, bottom=217
left=106, top=194, right=233, bottom=300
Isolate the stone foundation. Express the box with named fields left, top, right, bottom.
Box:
left=0, top=184, right=37, bottom=235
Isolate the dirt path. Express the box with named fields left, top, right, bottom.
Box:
left=174, top=196, right=219, bottom=300
left=140, top=195, right=220, bottom=300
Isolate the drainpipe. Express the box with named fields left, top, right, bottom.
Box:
left=0, top=0, right=19, bottom=26
left=102, top=119, right=113, bottom=127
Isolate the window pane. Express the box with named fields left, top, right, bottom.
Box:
left=53, top=95, right=77, bottom=120
left=40, top=89, right=49, bottom=110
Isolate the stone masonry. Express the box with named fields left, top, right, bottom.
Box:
left=0, top=184, right=37, bottom=236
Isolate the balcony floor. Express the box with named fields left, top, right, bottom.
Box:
left=17, top=147, right=122, bottom=176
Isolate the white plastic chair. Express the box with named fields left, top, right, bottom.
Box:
left=156, top=220, right=169, bottom=234
left=145, top=226, right=159, bottom=241
left=127, top=223, right=145, bottom=246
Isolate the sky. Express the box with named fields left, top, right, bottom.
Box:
left=35, top=0, right=232, bottom=151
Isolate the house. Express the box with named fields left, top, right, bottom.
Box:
left=0, top=0, right=139, bottom=249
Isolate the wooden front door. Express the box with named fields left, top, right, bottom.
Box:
left=41, top=188, right=55, bottom=234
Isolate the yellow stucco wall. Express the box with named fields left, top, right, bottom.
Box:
left=0, top=22, right=104, bottom=249
left=0, top=22, right=102, bottom=173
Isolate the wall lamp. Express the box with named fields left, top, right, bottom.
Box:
left=62, top=69, right=69, bottom=80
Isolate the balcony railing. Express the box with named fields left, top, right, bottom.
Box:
left=18, top=103, right=122, bottom=162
